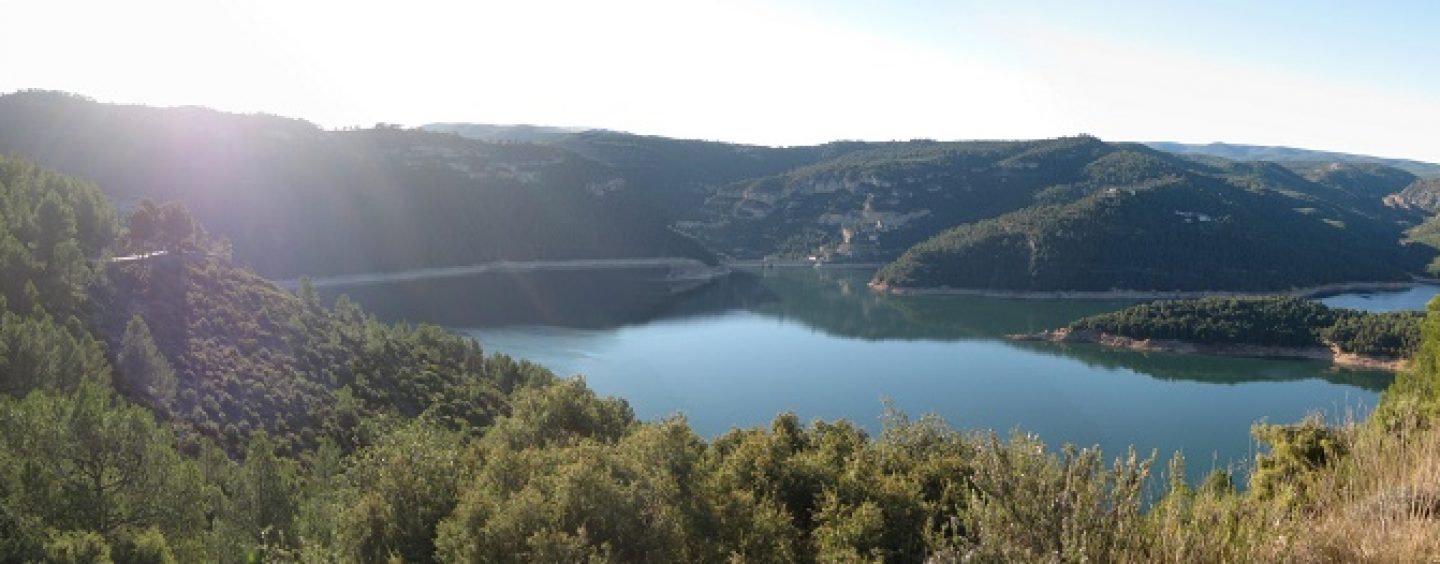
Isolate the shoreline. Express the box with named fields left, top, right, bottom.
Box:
left=869, top=279, right=1433, bottom=300
left=727, top=260, right=887, bottom=270
left=276, top=257, right=731, bottom=289
left=1010, top=328, right=1409, bottom=372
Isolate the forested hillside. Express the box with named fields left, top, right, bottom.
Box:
left=0, top=91, right=713, bottom=278
left=430, top=126, right=1440, bottom=292
left=5, top=91, right=1437, bottom=293
left=873, top=149, right=1433, bottom=292
left=695, top=136, right=1134, bottom=259
left=421, top=123, right=585, bottom=144
left=429, top=125, right=880, bottom=223
left=3, top=154, right=1439, bottom=561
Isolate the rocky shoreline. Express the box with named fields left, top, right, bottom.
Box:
left=869, top=279, right=1431, bottom=300
left=1010, top=328, right=1409, bottom=371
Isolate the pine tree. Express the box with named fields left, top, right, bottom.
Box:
left=117, top=315, right=177, bottom=405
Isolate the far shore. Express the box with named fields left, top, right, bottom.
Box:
left=869, top=279, right=1439, bottom=301
left=727, top=260, right=887, bottom=270
left=275, top=257, right=730, bottom=290
left=1011, top=328, right=1409, bottom=372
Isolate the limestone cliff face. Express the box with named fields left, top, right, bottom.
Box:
left=1387, top=178, right=1440, bottom=213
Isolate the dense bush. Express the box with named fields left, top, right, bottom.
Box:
left=1323, top=310, right=1423, bottom=357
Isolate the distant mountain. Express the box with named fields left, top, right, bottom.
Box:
left=691, top=136, right=1428, bottom=272
left=428, top=124, right=878, bottom=222
left=423, top=122, right=589, bottom=144
left=1147, top=141, right=1440, bottom=178
left=1150, top=141, right=1440, bottom=215
left=873, top=143, right=1432, bottom=292
left=3, top=92, right=1430, bottom=291
left=696, top=136, right=1129, bottom=260
left=0, top=91, right=714, bottom=278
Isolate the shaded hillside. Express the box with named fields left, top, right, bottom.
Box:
left=0, top=91, right=713, bottom=278
left=93, top=247, right=563, bottom=455
left=1149, top=141, right=1440, bottom=178
left=0, top=153, right=557, bottom=458
left=428, top=124, right=880, bottom=221
left=695, top=136, right=1141, bottom=259
left=874, top=152, right=1432, bottom=292
left=655, top=136, right=1429, bottom=272
left=422, top=122, right=586, bottom=144
left=6, top=91, right=1428, bottom=289
left=1402, top=204, right=1440, bottom=275
left=1293, top=162, right=1419, bottom=214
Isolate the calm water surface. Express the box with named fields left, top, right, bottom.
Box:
left=1319, top=285, right=1440, bottom=312
left=322, top=268, right=1425, bottom=482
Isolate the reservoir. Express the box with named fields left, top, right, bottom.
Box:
left=321, top=267, right=1428, bottom=482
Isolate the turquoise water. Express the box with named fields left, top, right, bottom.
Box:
left=324, top=268, right=1408, bottom=482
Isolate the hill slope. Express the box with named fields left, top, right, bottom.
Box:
left=425, top=124, right=881, bottom=224
left=0, top=91, right=713, bottom=278
left=873, top=146, right=1432, bottom=292
left=694, top=136, right=1145, bottom=259
left=1149, top=141, right=1440, bottom=178
left=6, top=92, right=1428, bottom=292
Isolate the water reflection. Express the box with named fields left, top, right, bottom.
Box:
left=318, top=266, right=1390, bottom=482
left=708, top=269, right=1390, bottom=390
left=318, top=266, right=1394, bottom=392
left=735, top=268, right=1132, bottom=340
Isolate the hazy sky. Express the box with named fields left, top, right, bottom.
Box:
left=4, top=0, right=1438, bottom=161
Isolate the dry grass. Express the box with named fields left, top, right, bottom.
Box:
left=1275, top=422, right=1440, bottom=562
left=928, top=417, right=1440, bottom=563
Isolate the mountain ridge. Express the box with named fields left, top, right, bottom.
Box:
left=4, top=91, right=1435, bottom=293
left=1146, top=141, right=1440, bottom=178
left=871, top=143, right=1433, bottom=292
left=0, top=90, right=716, bottom=278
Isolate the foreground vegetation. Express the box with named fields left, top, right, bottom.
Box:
left=1068, top=296, right=1422, bottom=358
left=2, top=155, right=1439, bottom=561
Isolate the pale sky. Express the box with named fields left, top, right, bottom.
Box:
left=4, top=0, right=1438, bottom=162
